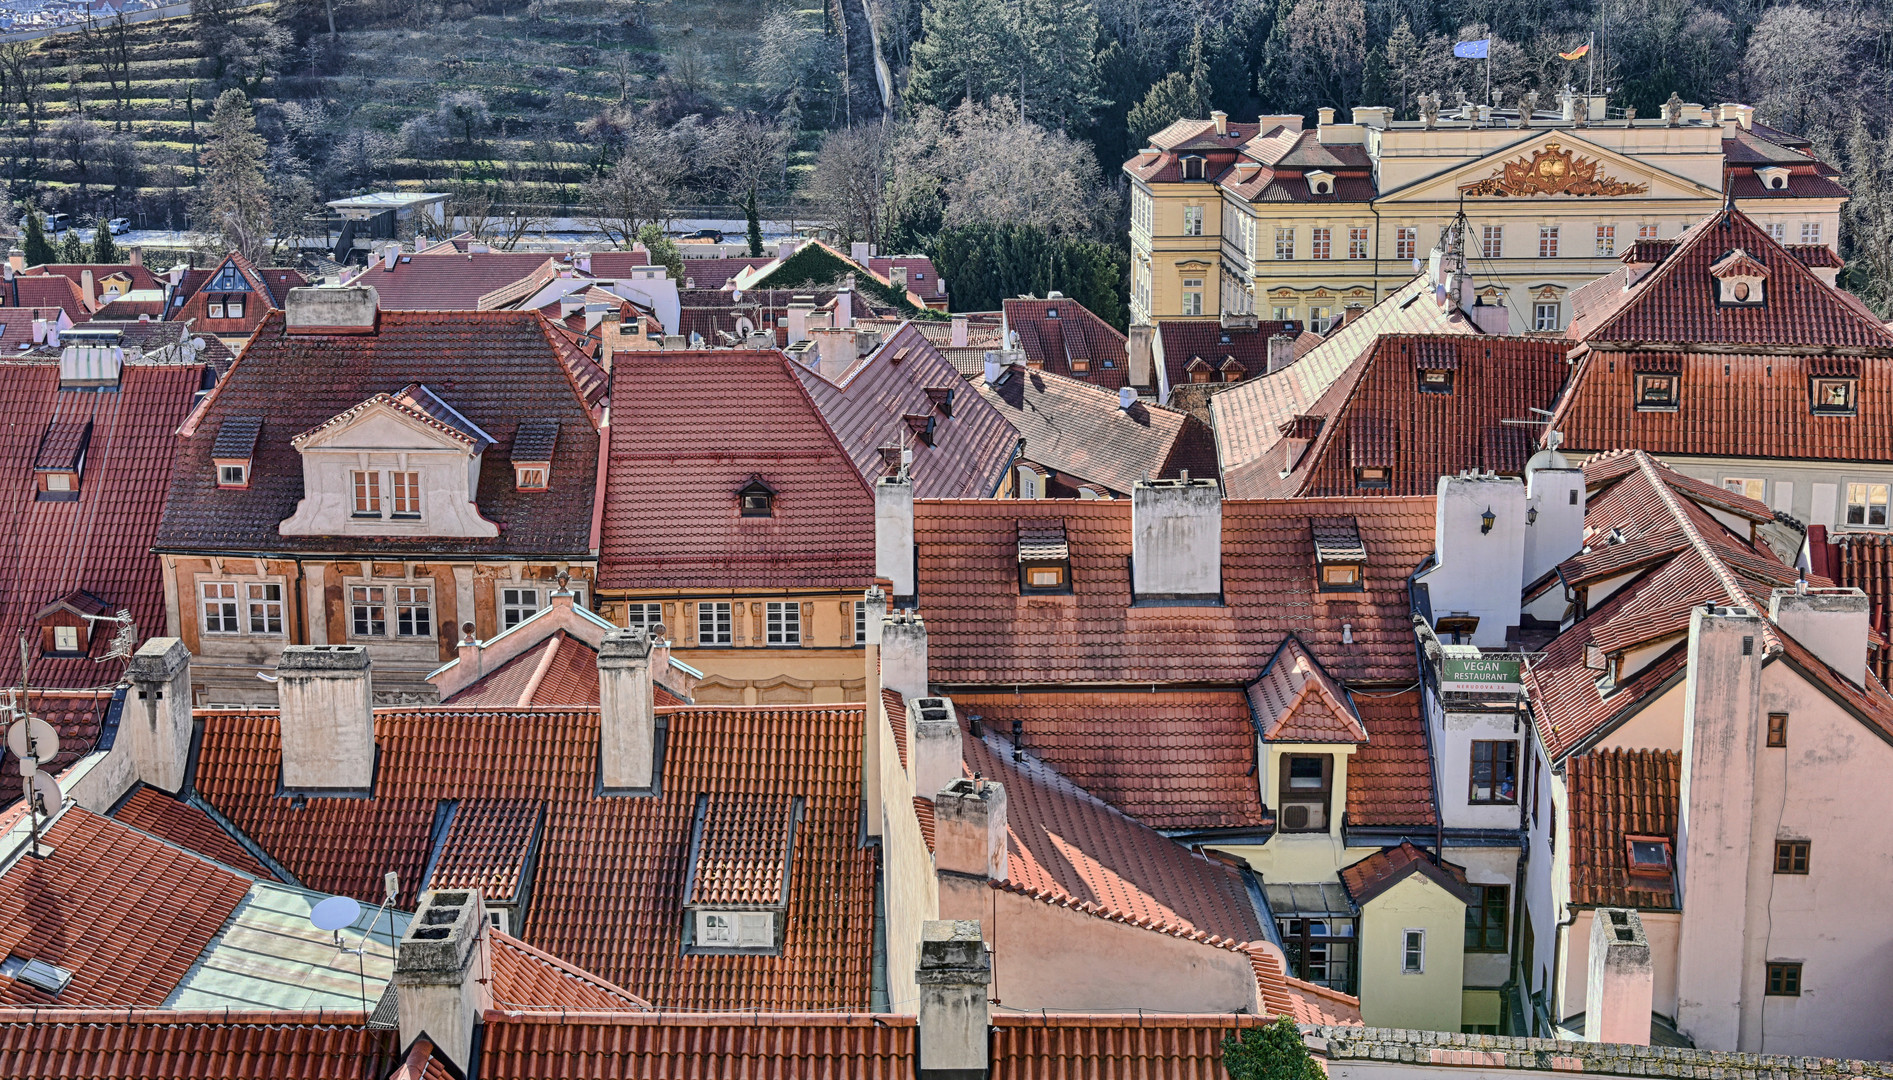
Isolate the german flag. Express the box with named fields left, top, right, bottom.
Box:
left=1559, top=42, right=1590, bottom=61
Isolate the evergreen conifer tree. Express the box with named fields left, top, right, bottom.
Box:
left=91, top=222, right=119, bottom=263
left=745, top=186, right=763, bottom=257
left=22, top=212, right=55, bottom=267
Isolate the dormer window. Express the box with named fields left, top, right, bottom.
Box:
left=34, top=418, right=90, bottom=501
left=1017, top=520, right=1072, bottom=593
left=1219, top=356, right=1246, bottom=382
left=211, top=417, right=260, bottom=490
left=1186, top=356, right=1214, bottom=384
left=207, top=297, right=244, bottom=320
left=1419, top=369, right=1453, bottom=394
left=1307, top=170, right=1336, bottom=196
left=904, top=412, right=937, bottom=447
left=1710, top=248, right=1769, bottom=306
left=924, top=386, right=955, bottom=417
left=515, top=466, right=547, bottom=490
left=218, top=464, right=249, bottom=487
left=1354, top=466, right=1390, bottom=488
left=1626, top=835, right=1673, bottom=878
left=1757, top=166, right=1791, bottom=191
left=1071, top=357, right=1090, bottom=373
left=683, top=793, right=799, bottom=956
left=511, top=418, right=558, bottom=491
left=36, top=591, right=106, bottom=657
left=1312, top=517, right=1367, bottom=592
left=739, top=477, right=776, bottom=517
left=1812, top=377, right=1857, bottom=416
left=1046, top=307, right=1060, bottom=319
left=1182, top=155, right=1205, bottom=180
left=1635, top=374, right=1678, bottom=410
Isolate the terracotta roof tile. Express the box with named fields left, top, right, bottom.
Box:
left=442, top=631, right=615, bottom=708
left=1154, top=318, right=1301, bottom=395
left=1226, top=335, right=1569, bottom=499
left=1, top=274, right=91, bottom=324
left=963, top=734, right=1264, bottom=943
left=111, top=785, right=277, bottom=879
left=1566, top=748, right=1680, bottom=908
left=159, top=310, right=599, bottom=558
left=427, top=797, right=542, bottom=902
left=0, top=1009, right=397, bottom=1079
left=989, top=1013, right=1269, bottom=1080
left=170, top=252, right=305, bottom=334
left=489, top=932, right=651, bottom=1011
left=1346, top=691, right=1435, bottom=827
left=792, top=322, right=1018, bottom=498
left=688, top=794, right=793, bottom=906
left=673, top=256, right=772, bottom=289
left=0, top=362, right=203, bottom=687
left=480, top=1010, right=915, bottom=1080
left=350, top=251, right=555, bottom=309
left=1247, top=636, right=1368, bottom=743
left=1338, top=841, right=1474, bottom=907
left=1004, top=299, right=1130, bottom=390
left=194, top=704, right=877, bottom=1010
left=884, top=689, right=908, bottom=771
left=0, top=807, right=254, bottom=1006
left=945, top=691, right=1262, bottom=830
left=978, top=366, right=1213, bottom=497
left=0, top=690, right=112, bottom=789
left=1828, top=530, right=1893, bottom=686
left=24, top=261, right=164, bottom=294
left=915, top=497, right=1434, bottom=686
left=600, top=350, right=876, bottom=591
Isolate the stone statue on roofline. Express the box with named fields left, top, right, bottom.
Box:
left=1418, top=92, right=1440, bottom=130
left=1664, top=92, right=1684, bottom=127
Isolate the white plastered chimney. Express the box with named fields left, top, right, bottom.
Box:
left=598, top=627, right=656, bottom=791
left=1131, top=477, right=1222, bottom=600
left=277, top=645, right=376, bottom=793
left=1586, top=907, right=1654, bottom=1045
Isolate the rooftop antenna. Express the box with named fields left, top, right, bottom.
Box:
left=81, top=609, right=136, bottom=663
left=311, top=870, right=400, bottom=1011
left=7, top=632, right=59, bottom=859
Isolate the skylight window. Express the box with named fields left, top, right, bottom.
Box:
left=0, top=956, right=72, bottom=995
left=1626, top=835, right=1673, bottom=877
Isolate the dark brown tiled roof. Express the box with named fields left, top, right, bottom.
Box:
left=0, top=808, right=254, bottom=1006
left=112, top=785, right=277, bottom=879
left=1004, top=299, right=1130, bottom=390
left=0, top=361, right=204, bottom=687
left=1567, top=748, right=1680, bottom=908
left=963, top=734, right=1265, bottom=944
left=0, top=690, right=112, bottom=789
left=350, top=251, right=555, bottom=309
left=945, top=690, right=1263, bottom=830
left=978, top=366, right=1213, bottom=496
left=601, top=349, right=875, bottom=591
left=1226, top=335, right=1569, bottom=499
left=1564, top=205, right=1892, bottom=346
left=1347, top=691, right=1435, bottom=827
left=160, top=311, right=599, bottom=558
left=194, top=704, right=877, bottom=1010
left=0, top=1009, right=398, bottom=1079
left=791, top=322, right=1018, bottom=498
left=1338, top=841, right=1474, bottom=907
left=915, top=497, right=1434, bottom=687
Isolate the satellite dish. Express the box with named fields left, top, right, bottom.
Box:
left=311, top=895, right=363, bottom=932
left=190, top=337, right=206, bottom=352
left=25, top=771, right=59, bottom=816
left=7, top=716, right=58, bottom=764
left=731, top=289, right=744, bottom=303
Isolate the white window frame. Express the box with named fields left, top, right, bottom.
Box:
left=1403, top=929, right=1425, bottom=974
left=1482, top=225, right=1503, bottom=260
left=1183, top=205, right=1204, bottom=237
left=218, top=463, right=247, bottom=487
left=52, top=625, right=81, bottom=653
left=854, top=601, right=868, bottom=644
left=1595, top=224, right=1615, bottom=257
left=1846, top=482, right=1889, bottom=528
left=201, top=581, right=240, bottom=635
left=207, top=301, right=225, bottom=319
left=351, top=470, right=381, bottom=518
left=246, top=582, right=285, bottom=635
left=1802, top=222, right=1822, bottom=245
left=1538, top=225, right=1559, bottom=259
left=395, top=585, right=432, bottom=638
left=350, top=585, right=388, bottom=638
left=1180, top=278, right=1204, bottom=317
left=1533, top=303, right=1561, bottom=333
left=500, top=587, right=541, bottom=630
left=1347, top=226, right=1368, bottom=260
left=1310, top=227, right=1332, bottom=260
left=1768, top=222, right=1788, bottom=243
left=625, top=602, right=663, bottom=632
left=1395, top=226, right=1416, bottom=261
left=389, top=471, right=422, bottom=519
left=1275, top=227, right=1294, bottom=261
left=698, top=601, right=733, bottom=646
left=765, top=601, right=801, bottom=646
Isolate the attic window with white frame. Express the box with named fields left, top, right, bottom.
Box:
left=512, top=418, right=559, bottom=491
left=739, top=477, right=776, bottom=517
left=1635, top=373, right=1678, bottom=410
left=1811, top=377, right=1857, bottom=416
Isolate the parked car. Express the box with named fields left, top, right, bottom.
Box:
left=44, top=212, right=71, bottom=233
left=107, top=217, right=131, bottom=235
left=681, top=228, right=723, bottom=242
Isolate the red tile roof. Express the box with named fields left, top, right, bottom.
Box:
left=1827, top=530, right=1893, bottom=687
left=1225, top=335, right=1569, bottom=499
left=580, top=250, right=653, bottom=277
left=1003, top=299, right=1130, bottom=390
left=170, top=252, right=306, bottom=335
left=885, top=688, right=909, bottom=770
left=791, top=322, right=1018, bottom=498
left=1247, top=636, right=1368, bottom=742
left=160, top=310, right=600, bottom=559
left=600, top=349, right=875, bottom=591
left=1210, top=274, right=1483, bottom=480
left=350, top=251, right=555, bottom=309
left=868, top=256, right=947, bottom=301
left=1346, top=691, right=1436, bottom=827
left=674, top=256, right=772, bottom=290
left=0, top=690, right=112, bottom=792
left=1338, top=841, right=1474, bottom=907
left=1566, top=748, right=1679, bottom=909
left=490, top=932, right=651, bottom=1011
left=946, top=690, right=1262, bottom=830
left=0, top=1009, right=397, bottom=1079
left=111, top=784, right=277, bottom=879
left=1125, top=121, right=1373, bottom=201
left=194, top=703, right=878, bottom=1010
left=1154, top=318, right=1301, bottom=396
left=480, top=1010, right=915, bottom=1080
left=1565, top=205, right=1892, bottom=346
left=443, top=631, right=605, bottom=707
left=915, top=497, right=1435, bottom=687
left=963, top=734, right=1265, bottom=944
left=1548, top=349, right=1893, bottom=463
left=427, top=797, right=542, bottom=902
left=1, top=273, right=91, bottom=323
left=0, top=361, right=203, bottom=687
left=978, top=366, right=1213, bottom=497
left=989, top=1013, right=1269, bottom=1080
left=689, top=793, right=794, bottom=906
left=24, top=261, right=164, bottom=294
left=0, top=807, right=254, bottom=1006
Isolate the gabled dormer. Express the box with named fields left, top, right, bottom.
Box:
left=279, top=382, right=499, bottom=538
left=211, top=416, right=262, bottom=489
left=511, top=418, right=559, bottom=491
left=1709, top=248, right=1769, bottom=306
left=202, top=257, right=254, bottom=321
left=35, top=590, right=109, bottom=657
left=34, top=417, right=91, bottom=501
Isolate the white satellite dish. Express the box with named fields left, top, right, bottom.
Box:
left=731, top=289, right=744, bottom=303
left=6, top=716, right=58, bottom=763
left=25, top=771, right=59, bottom=816
left=311, top=894, right=363, bottom=932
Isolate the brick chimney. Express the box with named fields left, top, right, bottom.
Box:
left=6, top=248, right=23, bottom=275
left=1769, top=585, right=1869, bottom=686
left=277, top=645, right=376, bottom=793
left=1131, top=477, right=1222, bottom=601
left=395, top=888, right=492, bottom=1073
left=1586, top=908, right=1653, bottom=1045
left=876, top=475, right=916, bottom=606
left=1126, top=322, right=1155, bottom=389
left=598, top=628, right=656, bottom=791
left=916, top=920, right=992, bottom=1080
left=285, top=285, right=379, bottom=335
left=935, top=776, right=1006, bottom=881
left=910, top=696, right=963, bottom=801
left=1675, top=604, right=1766, bottom=1051
left=124, top=638, right=193, bottom=794
left=883, top=610, right=928, bottom=701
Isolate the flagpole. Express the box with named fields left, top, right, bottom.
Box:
left=1586, top=31, right=1595, bottom=98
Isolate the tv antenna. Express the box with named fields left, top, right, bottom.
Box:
left=81, top=609, right=137, bottom=663
left=1500, top=407, right=1563, bottom=449
left=309, top=871, right=400, bottom=1012
left=6, top=632, right=60, bottom=858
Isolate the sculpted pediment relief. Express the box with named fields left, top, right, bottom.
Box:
left=1459, top=142, right=1649, bottom=198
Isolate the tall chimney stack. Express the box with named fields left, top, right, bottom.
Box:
left=876, top=475, right=916, bottom=607
left=910, top=695, right=963, bottom=803
left=124, top=638, right=194, bottom=794
left=1130, top=477, right=1223, bottom=601
left=277, top=645, right=376, bottom=793
left=1586, top=908, right=1654, bottom=1045
left=934, top=776, right=1006, bottom=881
left=395, top=888, right=492, bottom=1073
left=1126, top=323, right=1155, bottom=390
left=882, top=610, right=929, bottom=701
left=916, top=920, right=992, bottom=1080
left=598, top=628, right=656, bottom=791
left=1769, top=585, right=1869, bottom=687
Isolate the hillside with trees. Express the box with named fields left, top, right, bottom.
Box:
left=1, top=0, right=1889, bottom=316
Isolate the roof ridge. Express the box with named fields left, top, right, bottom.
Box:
left=1631, top=450, right=1781, bottom=654
left=491, top=930, right=652, bottom=1009
left=987, top=878, right=1249, bottom=949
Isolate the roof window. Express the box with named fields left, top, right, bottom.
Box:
left=1635, top=373, right=1678, bottom=411
left=1419, top=368, right=1453, bottom=394
left=0, top=956, right=72, bottom=995
left=1182, top=155, right=1205, bottom=180
left=1625, top=835, right=1673, bottom=878
left=212, top=416, right=262, bottom=490
left=1709, top=248, right=1769, bottom=306
left=512, top=418, right=559, bottom=491
left=1017, top=520, right=1072, bottom=594
left=903, top=412, right=937, bottom=446
left=924, top=386, right=955, bottom=417
left=739, top=476, right=776, bottom=518
left=1811, top=377, right=1857, bottom=416
left=1312, top=517, right=1367, bottom=593
left=34, top=418, right=91, bottom=501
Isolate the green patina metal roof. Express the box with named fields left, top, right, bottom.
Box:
left=164, top=882, right=411, bottom=1011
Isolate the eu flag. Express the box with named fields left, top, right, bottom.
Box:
left=1453, top=38, right=1490, bottom=59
